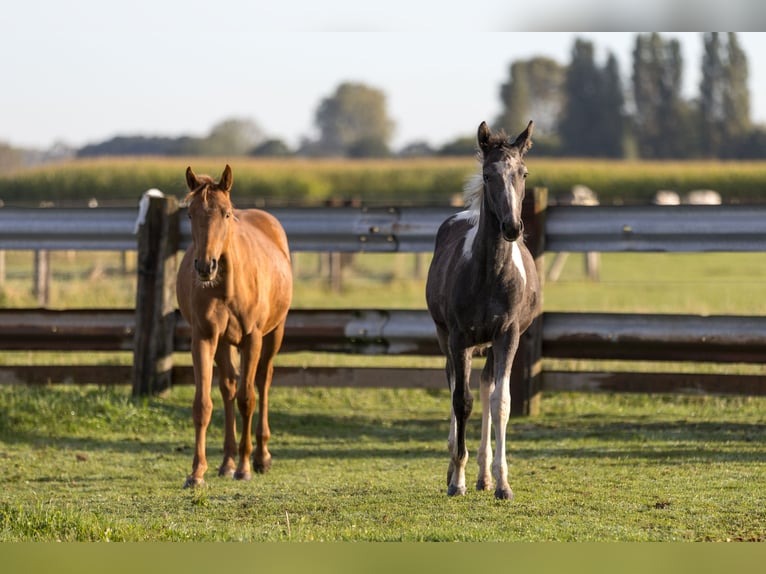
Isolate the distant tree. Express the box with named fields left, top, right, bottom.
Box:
left=313, top=82, right=395, bottom=157
left=0, top=142, right=24, bottom=172
left=599, top=54, right=627, bottom=157
left=495, top=57, right=565, bottom=143
left=631, top=33, right=693, bottom=158
left=559, top=39, right=625, bottom=157
left=77, top=135, right=197, bottom=157
left=250, top=138, right=292, bottom=157
left=199, top=117, right=265, bottom=156
left=437, top=135, right=475, bottom=157
left=347, top=136, right=390, bottom=158
left=398, top=141, right=435, bottom=158
left=699, top=32, right=751, bottom=157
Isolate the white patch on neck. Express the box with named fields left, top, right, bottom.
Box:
left=511, top=242, right=527, bottom=286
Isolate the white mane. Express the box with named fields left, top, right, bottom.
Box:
left=461, top=152, right=485, bottom=224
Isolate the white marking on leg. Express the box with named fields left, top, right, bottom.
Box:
left=490, top=369, right=513, bottom=499
left=477, top=375, right=494, bottom=491
left=511, top=242, right=527, bottom=286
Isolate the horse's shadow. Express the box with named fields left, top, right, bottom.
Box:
left=3, top=394, right=763, bottom=467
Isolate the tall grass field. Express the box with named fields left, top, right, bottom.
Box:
left=5, top=156, right=766, bottom=205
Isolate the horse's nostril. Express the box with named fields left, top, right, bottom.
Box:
left=210, top=258, right=217, bottom=271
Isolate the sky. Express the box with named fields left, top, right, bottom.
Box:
left=3, top=2, right=766, bottom=152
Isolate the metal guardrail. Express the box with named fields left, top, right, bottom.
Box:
left=0, top=206, right=457, bottom=253
left=546, top=204, right=766, bottom=252
left=4, top=203, right=766, bottom=253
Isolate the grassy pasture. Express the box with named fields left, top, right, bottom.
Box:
left=1, top=248, right=766, bottom=541
left=1, top=386, right=764, bottom=542
left=3, top=154, right=766, bottom=541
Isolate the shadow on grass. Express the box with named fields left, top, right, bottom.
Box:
left=1, top=387, right=764, bottom=465
left=510, top=418, right=766, bottom=463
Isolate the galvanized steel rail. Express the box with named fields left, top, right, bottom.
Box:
left=5, top=203, right=766, bottom=253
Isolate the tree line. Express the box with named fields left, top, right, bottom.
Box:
left=497, top=32, right=759, bottom=159
left=1, top=33, right=762, bottom=168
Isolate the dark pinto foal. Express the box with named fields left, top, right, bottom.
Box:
left=426, top=121, right=540, bottom=499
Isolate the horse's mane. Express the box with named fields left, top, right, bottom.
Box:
left=462, top=130, right=512, bottom=217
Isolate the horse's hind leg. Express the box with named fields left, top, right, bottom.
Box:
left=476, top=347, right=495, bottom=491
left=235, top=331, right=263, bottom=481
left=253, top=322, right=285, bottom=473
left=216, top=343, right=239, bottom=478
left=436, top=326, right=458, bottom=489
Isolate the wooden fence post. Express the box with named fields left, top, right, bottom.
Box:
left=33, top=250, right=50, bottom=307
left=510, top=187, right=547, bottom=416
left=132, top=193, right=179, bottom=396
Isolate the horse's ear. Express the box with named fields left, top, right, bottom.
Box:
left=512, top=120, right=534, bottom=156
left=219, top=164, right=233, bottom=193
left=477, top=121, right=492, bottom=153
left=185, top=166, right=199, bottom=190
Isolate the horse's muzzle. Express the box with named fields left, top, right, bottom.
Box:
left=194, top=258, right=218, bottom=280
left=501, top=220, right=522, bottom=242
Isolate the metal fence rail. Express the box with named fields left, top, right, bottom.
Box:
left=5, top=203, right=766, bottom=253
left=546, top=204, right=766, bottom=253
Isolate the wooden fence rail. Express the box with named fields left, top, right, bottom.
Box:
left=3, top=190, right=766, bottom=415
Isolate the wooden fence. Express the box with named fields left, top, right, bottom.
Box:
left=3, top=190, right=766, bottom=416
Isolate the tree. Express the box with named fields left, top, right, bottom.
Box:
left=313, top=82, right=395, bottom=157
left=631, top=33, right=693, bottom=158
left=495, top=57, right=565, bottom=140
left=699, top=32, right=751, bottom=157
left=250, top=138, right=292, bottom=157
left=199, top=117, right=265, bottom=156
left=0, top=142, right=25, bottom=172
left=559, top=38, right=625, bottom=157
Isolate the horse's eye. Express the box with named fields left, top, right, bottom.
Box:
left=523, top=172, right=529, bottom=179
left=187, top=212, right=192, bottom=220
left=225, top=212, right=231, bottom=219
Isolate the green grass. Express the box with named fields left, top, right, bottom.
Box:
left=1, top=385, right=764, bottom=541
left=2, top=232, right=766, bottom=541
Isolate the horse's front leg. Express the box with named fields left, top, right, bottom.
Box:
left=234, top=331, right=263, bottom=481
left=476, top=347, right=495, bottom=491
left=185, top=334, right=217, bottom=488
left=447, top=337, right=473, bottom=497
left=490, top=326, right=521, bottom=500
left=216, top=344, right=239, bottom=478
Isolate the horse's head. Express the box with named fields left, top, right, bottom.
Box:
left=185, top=164, right=235, bottom=284
left=477, top=120, right=533, bottom=242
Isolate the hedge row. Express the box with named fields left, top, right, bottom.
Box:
left=2, top=156, right=766, bottom=206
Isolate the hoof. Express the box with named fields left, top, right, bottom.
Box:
left=184, top=476, right=205, bottom=489
left=218, top=465, right=236, bottom=478
left=476, top=479, right=493, bottom=491
left=494, top=487, right=514, bottom=501
left=234, top=470, right=252, bottom=481
left=253, top=458, right=272, bottom=474
left=447, top=484, right=467, bottom=497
